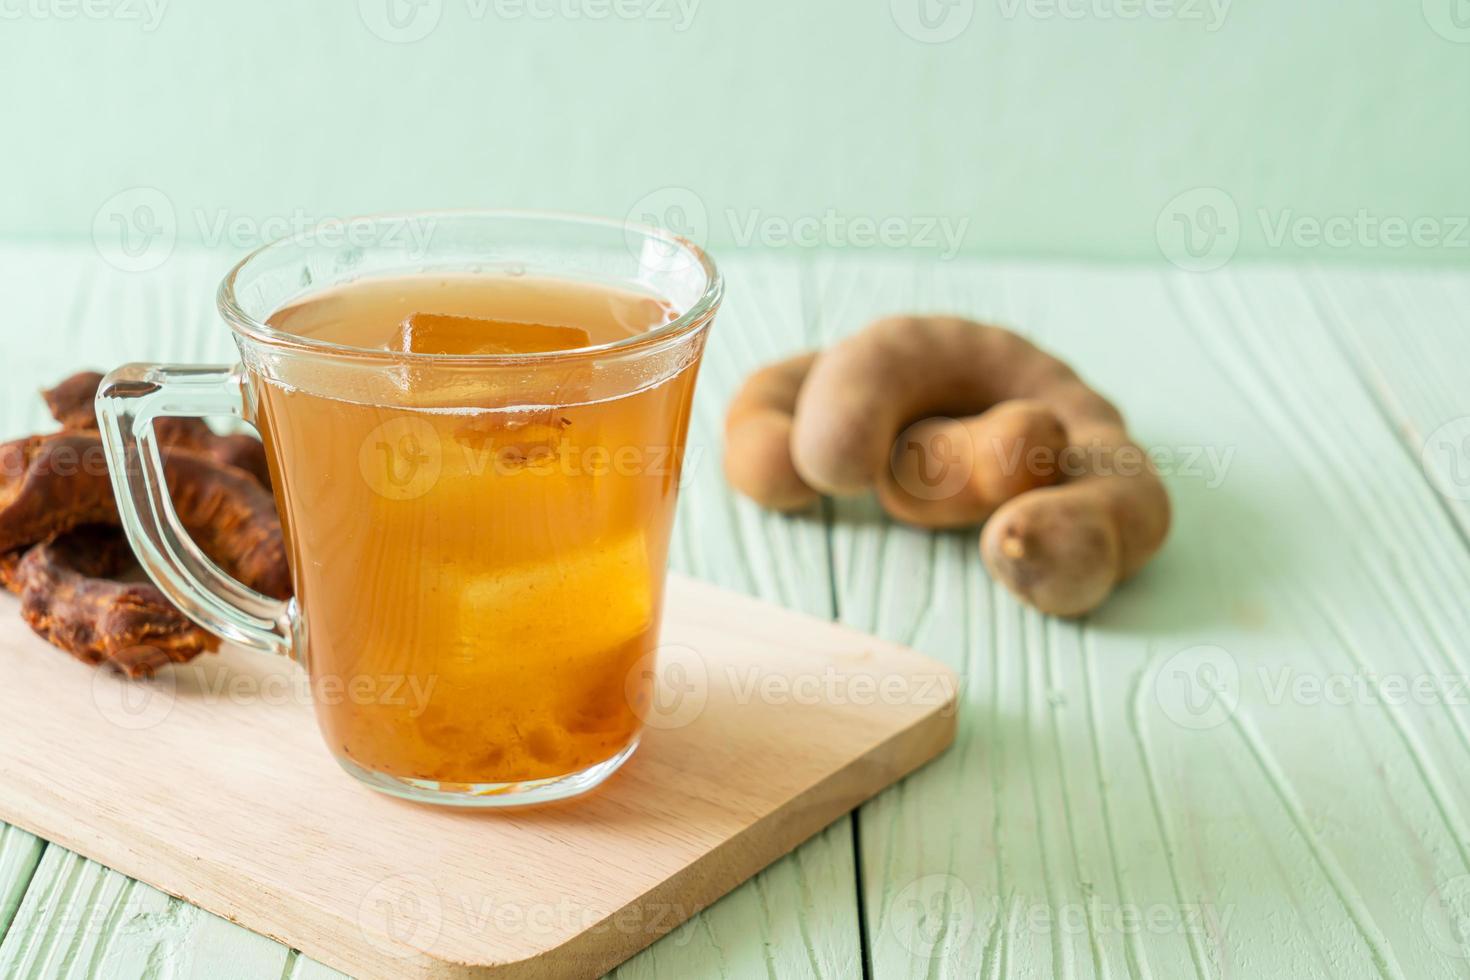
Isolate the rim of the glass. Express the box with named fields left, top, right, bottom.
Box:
left=217, top=208, right=723, bottom=364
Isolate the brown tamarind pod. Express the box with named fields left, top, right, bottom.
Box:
left=722, top=351, right=821, bottom=512
left=790, top=316, right=1109, bottom=494
left=789, top=316, right=1169, bottom=616
left=41, top=371, right=108, bottom=430
left=876, top=400, right=1068, bottom=529
left=980, top=419, right=1169, bottom=616
left=41, top=369, right=273, bottom=487
left=10, top=525, right=218, bottom=677
left=0, top=372, right=289, bottom=674
left=0, top=431, right=291, bottom=600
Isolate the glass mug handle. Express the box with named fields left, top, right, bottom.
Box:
left=95, top=363, right=296, bottom=660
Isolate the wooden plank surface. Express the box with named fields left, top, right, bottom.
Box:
left=807, top=258, right=1470, bottom=980
left=616, top=254, right=867, bottom=980
left=0, top=248, right=877, bottom=980
left=0, top=574, right=955, bottom=979
left=4, top=246, right=1470, bottom=978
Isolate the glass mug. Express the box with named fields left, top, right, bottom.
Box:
left=94, top=211, right=721, bottom=807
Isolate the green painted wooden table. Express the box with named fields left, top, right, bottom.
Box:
left=2, top=245, right=1469, bottom=979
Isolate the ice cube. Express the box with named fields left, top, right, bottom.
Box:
left=451, top=531, right=653, bottom=661
left=396, top=313, right=591, bottom=356
left=451, top=411, right=576, bottom=470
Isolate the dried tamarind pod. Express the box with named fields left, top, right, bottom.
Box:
left=8, top=525, right=217, bottom=677
left=0, top=431, right=290, bottom=599
left=0, top=372, right=290, bottom=674
left=41, top=369, right=272, bottom=487
left=41, top=371, right=109, bottom=430
left=44, top=369, right=216, bottom=448
left=0, top=433, right=119, bottom=552
left=161, top=447, right=292, bottom=599
left=205, top=433, right=273, bottom=487
left=723, top=351, right=822, bottom=512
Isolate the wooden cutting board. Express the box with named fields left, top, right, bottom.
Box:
left=0, top=574, right=956, bottom=979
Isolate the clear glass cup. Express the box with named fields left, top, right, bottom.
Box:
left=95, top=211, right=721, bottom=807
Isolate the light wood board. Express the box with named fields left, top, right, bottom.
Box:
left=0, top=573, right=956, bottom=979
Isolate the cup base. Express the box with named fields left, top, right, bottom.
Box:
left=335, top=737, right=640, bottom=808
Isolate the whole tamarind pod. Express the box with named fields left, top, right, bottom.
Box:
left=876, top=399, right=1068, bottom=529
left=980, top=419, right=1169, bottom=616
left=11, top=525, right=218, bottom=677
left=41, top=371, right=108, bottom=430
left=723, top=351, right=821, bottom=512
left=790, top=316, right=1169, bottom=615
left=41, top=370, right=273, bottom=487
left=0, top=431, right=290, bottom=599
left=791, top=316, right=1107, bottom=493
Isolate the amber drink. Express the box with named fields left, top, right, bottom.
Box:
left=247, top=273, right=702, bottom=796
left=96, top=212, right=720, bottom=807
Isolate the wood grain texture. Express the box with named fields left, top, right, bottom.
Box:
left=0, top=827, right=44, bottom=941
left=5, top=245, right=1470, bottom=978
left=0, top=846, right=304, bottom=980
left=1299, top=269, right=1470, bottom=539
left=0, top=246, right=346, bottom=980
left=0, top=574, right=955, bottom=978
left=805, top=256, right=1470, bottom=979
left=615, top=254, right=867, bottom=980
left=0, top=247, right=867, bottom=980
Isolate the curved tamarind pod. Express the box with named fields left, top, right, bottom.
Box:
left=723, top=351, right=821, bottom=512
left=790, top=316, right=1168, bottom=616
left=42, top=370, right=273, bottom=487
left=11, top=525, right=217, bottom=677
left=164, top=449, right=292, bottom=599
left=876, top=400, right=1068, bottom=529
left=44, top=369, right=210, bottom=448
left=42, top=371, right=108, bottom=429
left=0, top=432, right=290, bottom=599
left=205, top=433, right=274, bottom=487
left=0, top=434, right=118, bottom=551
left=722, top=350, right=1067, bottom=525
left=980, top=418, right=1169, bottom=616
left=791, top=316, right=1111, bottom=493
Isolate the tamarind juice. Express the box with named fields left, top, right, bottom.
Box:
left=251, top=274, right=701, bottom=792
